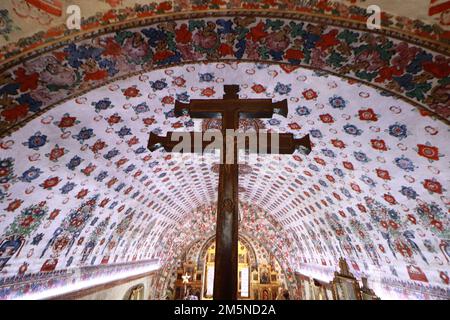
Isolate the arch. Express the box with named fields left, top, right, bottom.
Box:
left=0, top=12, right=448, bottom=140
left=124, top=283, right=145, bottom=300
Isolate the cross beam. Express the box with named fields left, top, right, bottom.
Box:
left=148, top=85, right=311, bottom=300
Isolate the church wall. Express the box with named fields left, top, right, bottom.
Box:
left=52, top=270, right=159, bottom=300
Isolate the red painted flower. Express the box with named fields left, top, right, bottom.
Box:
left=123, top=86, right=140, bottom=98
left=343, top=161, right=354, bottom=170
left=417, top=144, right=440, bottom=161
left=357, top=204, right=366, bottom=213
left=172, top=121, right=183, bottom=128
left=350, top=183, right=361, bottom=193
left=161, top=96, right=174, bottom=105
left=20, top=216, right=35, bottom=228
left=40, top=177, right=60, bottom=189
left=175, top=24, right=192, bottom=44
left=315, top=157, right=326, bottom=165
left=143, top=117, right=156, bottom=126
left=201, top=87, right=216, bottom=97
left=90, top=139, right=107, bottom=153
left=378, top=244, right=385, bottom=253
left=302, top=89, right=318, bottom=100
left=172, top=76, right=186, bottom=87
left=326, top=175, right=335, bottom=183
left=76, top=189, right=89, bottom=199
left=319, top=113, right=334, bottom=123
left=251, top=84, right=266, bottom=94
left=288, top=122, right=301, bottom=130
left=431, top=219, right=443, bottom=231
left=389, top=220, right=399, bottom=230
left=371, top=139, right=387, bottom=151
left=423, top=179, right=442, bottom=194
left=331, top=139, right=346, bottom=149
left=127, top=136, right=139, bottom=147
left=333, top=192, right=342, bottom=201
left=47, top=145, right=66, bottom=162
left=107, top=114, right=122, bottom=126
left=383, top=193, right=397, bottom=204
left=49, top=209, right=60, bottom=220
left=115, top=158, right=128, bottom=168
left=6, top=199, right=23, bottom=212
left=81, top=164, right=97, bottom=176
left=338, top=210, right=346, bottom=217
left=376, top=168, right=391, bottom=180
left=57, top=115, right=77, bottom=128
left=403, top=215, right=416, bottom=225
left=358, top=108, right=378, bottom=121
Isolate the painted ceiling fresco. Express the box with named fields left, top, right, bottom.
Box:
left=0, top=0, right=449, bottom=69
left=0, top=61, right=449, bottom=300
left=0, top=14, right=449, bottom=143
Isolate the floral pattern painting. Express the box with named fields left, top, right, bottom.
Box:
left=0, top=15, right=449, bottom=143
left=0, top=62, right=448, bottom=299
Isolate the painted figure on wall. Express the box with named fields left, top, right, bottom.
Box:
left=0, top=235, right=25, bottom=271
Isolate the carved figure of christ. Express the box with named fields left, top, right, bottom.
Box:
left=148, top=85, right=311, bottom=300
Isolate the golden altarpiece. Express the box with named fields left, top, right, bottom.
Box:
left=172, top=240, right=283, bottom=300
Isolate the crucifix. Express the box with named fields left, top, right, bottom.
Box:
left=148, top=85, right=311, bottom=300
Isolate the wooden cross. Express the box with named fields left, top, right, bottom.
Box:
left=148, top=85, right=311, bottom=300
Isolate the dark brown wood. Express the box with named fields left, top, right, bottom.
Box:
left=148, top=85, right=312, bottom=300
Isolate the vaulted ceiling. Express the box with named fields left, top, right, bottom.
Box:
left=0, top=0, right=449, bottom=300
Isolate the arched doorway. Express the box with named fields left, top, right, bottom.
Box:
left=170, top=234, right=287, bottom=300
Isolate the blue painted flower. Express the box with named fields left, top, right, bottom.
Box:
left=149, top=79, right=168, bottom=91
left=60, top=182, right=76, bottom=194
left=104, top=148, right=120, bottom=160
left=140, top=175, right=149, bottom=182
left=184, top=119, right=194, bottom=127
left=66, top=156, right=83, bottom=171
left=23, top=131, right=48, bottom=150
left=124, top=164, right=136, bottom=174
left=341, top=188, right=352, bottom=198
left=31, top=233, right=44, bottom=246
left=319, top=179, right=328, bottom=187
left=387, top=209, right=399, bottom=220
left=164, top=109, right=175, bottom=119
left=296, top=106, right=311, bottom=116
left=73, top=127, right=95, bottom=143
left=309, top=129, right=323, bottom=139
left=343, top=124, right=363, bottom=136
left=115, top=183, right=125, bottom=192
left=176, top=92, right=190, bottom=102
left=321, top=149, right=335, bottom=158
left=95, top=171, right=108, bottom=182
left=353, top=151, right=370, bottom=162
left=274, top=82, right=291, bottom=95
left=308, top=164, right=319, bottom=172
left=329, top=95, right=347, bottom=109
left=109, top=201, right=118, bottom=210
left=268, top=118, right=281, bottom=126
left=399, top=186, right=418, bottom=199
left=334, top=168, right=344, bottom=177
left=0, top=9, right=14, bottom=38
left=92, top=98, right=113, bottom=113
left=116, top=126, right=132, bottom=138
left=149, top=161, right=159, bottom=168
left=132, top=102, right=149, bottom=114
left=0, top=158, right=14, bottom=184
left=360, top=175, right=376, bottom=188
left=135, top=146, right=146, bottom=154
left=199, top=73, right=215, bottom=82
left=347, top=207, right=356, bottom=216
left=388, top=123, right=408, bottom=140
left=394, top=156, right=415, bottom=172
left=19, top=166, right=43, bottom=183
